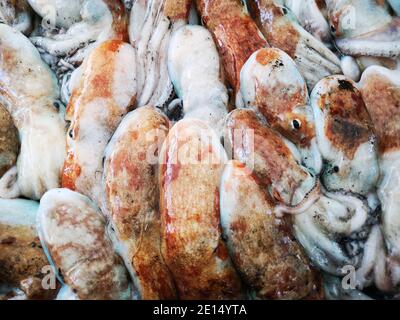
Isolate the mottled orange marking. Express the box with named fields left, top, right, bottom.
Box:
left=62, top=150, right=81, bottom=191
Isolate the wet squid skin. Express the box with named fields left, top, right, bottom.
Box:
left=37, top=188, right=132, bottom=300
left=240, top=48, right=322, bottom=175
left=0, top=0, right=33, bottom=35
left=325, top=0, right=400, bottom=61
left=358, top=66, right=400, bottom=288
left=62, top=39, right=137, bottom=208
left=168, top=25, right=229, bottom=133
left=220, top=160, right=323, bottom=299
left=310, top=75, right=380, bottom=196
left=0, top=199, right=59, bottom=300
left=103, top=106, right=177, bottom=300
left=223, top=108, right=317, bottom=208
left=0, top=24, right=66, bottom=200
left=0, top=104, right=18, bottom=179
left=247, top=0, right=341, bottom=89
left=159, top=119, right=244, bottom=299
left=195, top=0, right=268, bottom=97
left=129, top=0, right=191, bottom=108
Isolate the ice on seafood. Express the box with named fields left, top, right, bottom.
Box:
left=129, top=0, right=191, bottom=108
left=37, top=188, right=132, bottom=300
left=195, top=0, right=268, bottom=99
left=159, top=119, right=244, bottom=299
left=247, top=0, right=341, bottom=89
left=103, top=106, right=176, bottom=300
left=220, top=160, right=323, bottom=299
left=311, top=75, right=379, bottom=196
left=240, top=48, right=322, bottom=174
left=0, top=199, right=58, bottom=300
left=0, top=24, right=66, bottom=200
left=168, top=25, right=228, bottom=133
left=62, top=39, right=137, bottom=207
left=0, top=0, right=33, bottom=34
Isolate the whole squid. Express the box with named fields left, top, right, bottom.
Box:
left=0, top=24, right=66, bottom=200
left=159, top=119, right=244, bottom=299
left=220, top=160, right=323, bottom=299
left=247, top=0, right=342, bottom=89
left=37, top=188, right=132, bottom=300
left=103, top=106, right=176, bottom=300
left=62, top=39, right=137, bottom=208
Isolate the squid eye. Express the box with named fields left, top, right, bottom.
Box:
left=292, top=119, right=301, bottom=130
left=282, top=7, right=288, bottom=15
left=333, top=166, right=340, bottom=173
left=68, top=129, right=74, bottom=139
left=330, top=25, right=336, bottom=33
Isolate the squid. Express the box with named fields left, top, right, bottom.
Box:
left=0, top=199, right=59, bottom=300
left=29, top=0, right=128, bottom=103
left=103, top=106, right=176, bottom=300
left=159, top=119, right=244, bottom=299
left=240, top=48, right=322, bottom=174
left=0, top=0, right=33, bottom=34
left=358, top=66, right=400, bottom=290
left=168, top=25, right=229, bottom=133
left=37, top=188, right=132, bottom=300
left=220, top=160, right=323, bottom=299
left=0, top=104, right=18, bottom=180
left=310, top=75, right=380, bottom=196
left=223, top=109, right=319, bottom=212
left=129, top=0, right=191, bottom=108
left=195, top=0, right=268, bottom=101
left=326, top=0, right=400, bottom=59
left=0, top=24, right=66, bottom=200
left=62, top=39, right=137, bottom=208
left=247, top=0, right=342, bottom=89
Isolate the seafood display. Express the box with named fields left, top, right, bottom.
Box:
left=1, top=0, right=400, bottom=301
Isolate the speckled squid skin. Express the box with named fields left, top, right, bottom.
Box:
left=38, top=188, right=132, bottom=300
left=311, top=75, right=380, bottom=196
left=0, top=0, right=33, bottom=34
left=103, top=106, right=177, bottom=300
left=159, top=119, right=244, bottom=299
left=0, top=104, right=18, bottom=178
left=62, top=40, right=137, bottom=207
left=195, top=0, right=268, bottom=95
left=0, top=199, right=58, bottom=300
left=358, top=67, right=400, bottom=266
left=220, top=160, right=323, bottom=300
left=223, top=109, right=316, bottom=207
left=240, top=48, right=322, bottom=174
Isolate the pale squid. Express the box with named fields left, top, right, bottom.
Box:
left=0, top=199, right=59, bottom=300
left=102, top=106, right=176, bottom=300
left=167, top=24, right=229, bottom=133
left=159, top=119, right=244, bottom=299
left=129, top=0, right=191, bottom=108
left=62, top=39, right=137, bottom=208
left=0, top=0, right=33, bottom=34
left=37, top=188, right=132, bottom=300
left=195, top=0, right=268, bottom=101
left=326, top=0, right=400, bottom=58
left=0, top=24, right=66, bottom=200
left=247, top=0, right=342, bottom=89
left=358, top=66, right=400, bottom=290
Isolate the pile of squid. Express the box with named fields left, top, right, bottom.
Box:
left=0, top=0, right=400, bottom=300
